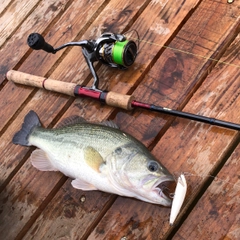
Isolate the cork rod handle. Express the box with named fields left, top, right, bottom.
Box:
left=105, top=91, right=134, bottom=110
left=6, top=70, right=135, bottom=110
left=6, top=70, right=76, bottom=96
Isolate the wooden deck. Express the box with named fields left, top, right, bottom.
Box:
left=0, top=0, right=239, bottom=239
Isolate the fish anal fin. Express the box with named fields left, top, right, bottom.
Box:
left=71, top=179, right=97, bottom=191
left=84, top=146, right=104, bottom=172
left=31, top=149, right=57, bottom=171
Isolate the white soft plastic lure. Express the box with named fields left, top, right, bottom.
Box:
left=169, top=174, right=187, bottom=225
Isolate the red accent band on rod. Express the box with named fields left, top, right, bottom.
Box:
left=74, top=85, right=102, bottom=100
left=42, top=78, right=48, bottom=89
left=131, top=100, right=151, bottom=109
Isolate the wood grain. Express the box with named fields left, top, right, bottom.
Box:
left=3, top=0, right=204, bottom=238
left=87, top=2, right=240, bottom=240
left=0, top=0, right=12, bottom=15
left=88, top=36, right=240, bottom=238
left=0, top=0, right=239, bottom=239
left=173, top=144, right=240, bottom=239
left=22, top=179, right=115, bottom=240
left=168, top=34, right=240, bottom=239
left=0, top=0, right=72, bottom=84
left=0, top=0, right=41, bottom=47
left=116, top=0, right=240, bottom=146
left=0, top=0, right=151, bottom=238
left=0, top=0, right=105, bottom=128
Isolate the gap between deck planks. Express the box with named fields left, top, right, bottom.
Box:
left=164, top=34, right=240, bottom=239
left=0, top=0, right=42, bottom=48
left=27, top=1, right=239, bottom=239
left=0, top=0, right=201, bottom=189
left=86, top=2, right=240, bottom=239
left=172, top=138, right=240, bottom=239
left=0, top=0, right=109, bottom=187
left=0, top=0, right=167, bottom=238
left=1, top=1, right=202, bottom=237
left=0, top=0, right=239, bottom=239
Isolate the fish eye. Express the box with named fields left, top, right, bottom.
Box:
left=115, top=147, right=122, bottom=154
left=148, top=161, right=159, bottom=172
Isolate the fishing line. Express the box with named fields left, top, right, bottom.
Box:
left=173, top=171, right=240, bottom=190
left=131, top=37, right=240, bottom=69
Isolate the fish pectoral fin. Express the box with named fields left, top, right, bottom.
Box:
left=84, top=146, right=104, bottom=172
left=31, top=149, right=57, bottom=171
left=71, top=179, right=97, bottom=191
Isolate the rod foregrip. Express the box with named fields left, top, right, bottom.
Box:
left=6, top=70, right=76, bottom=96
left=105, top=91, right=134, bottom=110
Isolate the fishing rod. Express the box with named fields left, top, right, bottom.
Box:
left=6, top=32, right=240, bottom=131
left=7, top=69, right=240, bottom=131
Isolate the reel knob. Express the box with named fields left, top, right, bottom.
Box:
left=27, top=33, right=55, bottom=53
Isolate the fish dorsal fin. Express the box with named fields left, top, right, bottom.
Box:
left=71, top=179, right=97, bottom=191
left=84, top=146, right=104, bottom=172
left=100, top=120, right=119, bottom=129
left=56, top=115, right=86, bottom=128
left=31, top=149, right=58, bottom=171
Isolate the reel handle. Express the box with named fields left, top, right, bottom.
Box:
left=27, top=33, right=55, bottom=53
left=6, top=70, right=134, bottom=110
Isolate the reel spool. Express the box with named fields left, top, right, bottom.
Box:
left=27, top=32, right=138, bottom=89
left=96, top=33, right=137, bottom=68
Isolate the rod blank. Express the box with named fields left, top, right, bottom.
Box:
left=131, top=101, right=240, bottom=131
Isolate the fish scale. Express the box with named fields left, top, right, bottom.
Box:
left=12, top=110, right=176, bottom=206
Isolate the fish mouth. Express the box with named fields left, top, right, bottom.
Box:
left=154, top=178, right=176, bottom=201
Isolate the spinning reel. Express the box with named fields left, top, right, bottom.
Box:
left=27, top=32, right=138, bottom=89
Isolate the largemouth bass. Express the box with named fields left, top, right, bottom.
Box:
left=13, top=110, right=176, bottom=206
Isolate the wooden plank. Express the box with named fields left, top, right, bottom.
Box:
left=159, top=34, right=239, bottom=237
left=85, top=2, right=240, bottom=240
left=0, top=0, right=204, bottom=238
left=0, top=0, right=109, bottom=238
left=168, top=34, right=240, bottom=239
left=0, top=0, right=12, bottom=15
left=0, top=0, right=200, bottom=184
left=0, top=1, right=238, bottom=240
left=0, top=0, right=105, bottom=129
left=0, top=0, right=41, bottom=47
left=0, top=0, right=146, bottom=191
left=173, top=143, right=240, bottom=239
left=0, top=0, right=150, bottom=238
left=0, top=0, right=71, bottom=82
left=88, top=38, right=240, bottom=239
left=18, top=0, right=219, bottom=238
left=22, top=179, right=114, bottom=240
left=116, top=0, right=240, bottom=146
left=0, top=160, right=65, bottom=238
left=0, top=0, right=109, bottom=185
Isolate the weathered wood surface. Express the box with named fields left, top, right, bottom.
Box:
left=0, top=0, right=239, bottom=239
left=173, top=142, right=240, bottom=239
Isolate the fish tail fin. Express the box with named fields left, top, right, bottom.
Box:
left=12, top=110, right=41, bottom=146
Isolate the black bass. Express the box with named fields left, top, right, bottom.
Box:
left=13, top=110, right=176, bottom=206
